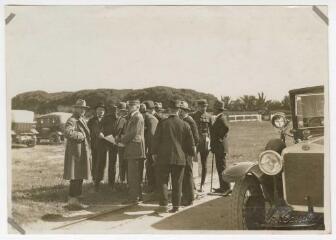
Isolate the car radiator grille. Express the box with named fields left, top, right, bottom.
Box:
left=283, top=153, right=324, bottom=208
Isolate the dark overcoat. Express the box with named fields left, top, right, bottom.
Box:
left=143, top=112, right=159, bottom=154
left=152, top=115, right=195, bottom=165
left=210, top=113, right=229, bottom=155
left=63, top=115, right=92, bottom=180
left=120, top=111, right=146, bottom=160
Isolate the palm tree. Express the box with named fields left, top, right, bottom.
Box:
left=221, top=96, right=231, bottom=109
left=240, top=95, right=257, bottom=111
left=256, top=92, right=267, bottom=110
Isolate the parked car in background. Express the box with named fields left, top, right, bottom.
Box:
left=224, top=85, right=324, bottom=230
left=11, top=110, right=38, bottom=147
left=36, top=112, right=72, bottom=144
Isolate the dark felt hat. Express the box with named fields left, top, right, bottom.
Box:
left=143, top=100, right=155, bottom=109
left=95, top=102, right=106, bottom=110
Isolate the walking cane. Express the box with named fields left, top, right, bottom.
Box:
left=210, top=152, right=215, bottom=193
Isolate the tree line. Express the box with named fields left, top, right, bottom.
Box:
left=221, top=92, right=290, bottom=113
left=12, top=87, right=290, bottom=114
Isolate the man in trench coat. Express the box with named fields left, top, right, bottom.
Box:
left=63, top=99, right=91, bottom=209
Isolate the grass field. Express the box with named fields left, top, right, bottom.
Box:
left=11, top=121, right=279, bottom=225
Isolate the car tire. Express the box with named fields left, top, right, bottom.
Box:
left=49, top=133, right=61, bottom=145
left=229, top=176, right=266, bottom=230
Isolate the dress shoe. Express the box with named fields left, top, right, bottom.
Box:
left=155, top=205, right=169, bottom=213
left=181, top=201, right=193, bottom=207
left=66, top=197, right=88, bottom=210
left=168, top=207, right=179, bottom=213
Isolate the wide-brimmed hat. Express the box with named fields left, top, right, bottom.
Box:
left=73, top=99, right=89, bottom=109
left=197, top=99, right=209, bottom=106
left=213, top=100, right=227, bottom=111
left=94, top=102, right=106, bottom=110
left=143, top=100, right=155, bottom=109
left=180, top=101, right=191, bottom=111
left=116, top=102, right=127, bottom=111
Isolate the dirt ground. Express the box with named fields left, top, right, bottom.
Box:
left=10, top=121, right=279, bottom=233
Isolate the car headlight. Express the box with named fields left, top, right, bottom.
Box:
left=258, top=150, right=283, bottom=175
left=271, top=113, right=287, bottom=129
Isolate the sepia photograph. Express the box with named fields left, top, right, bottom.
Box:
left=5, top=3, right=330, bottom=235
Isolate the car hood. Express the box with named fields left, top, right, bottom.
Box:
left=282, top=136, right=324, bottom=155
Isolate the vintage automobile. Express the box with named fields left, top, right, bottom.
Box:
left=36, top=112, right=72, bottom=144
left=11, top=110, right=38, bottom=147
left=224, top=85, right=324, bottom=230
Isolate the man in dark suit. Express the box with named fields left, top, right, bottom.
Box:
left=179, top=101, right=199, bottom=206
left=87, top=103, right=107, bottom=192
left=116, top=100, right=146, bottom=204
left=152, top=100, right=196, bottom=213
left=142, top=100, right=159, bottom=193
left=210, top=100, right=231, bottom=194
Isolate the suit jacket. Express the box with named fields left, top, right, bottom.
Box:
left=152, top=115, right=195, bottom=165
left=63, top=114, right=92, bottom=180
left=87, top=116, right=105, bottom=149
left=183, top=115, right=200, bottom=146
left=120, top=111, right=146, bottom=160
left=210, top=113, right=229, bottom=155
left=101, top=113, right=117, bottom=136
left=143, top=112, right=159, bottom=154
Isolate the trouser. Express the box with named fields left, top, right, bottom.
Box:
left=69, top=179, right=83, bottom=197
left=127, top=158, right=144, bottom=200
left=182, top=157, right=195, bottom=204
left=108, top=146, right=119, bottom=186
left=145, top=152, right=156, bottom=191
left=215, top=152, right=230, bottom=190
left=118, top=147, right=127, bottom=182
left=199, top=150, right=209, bottom=186
left=157, top=164, right=185, bottom=207
left=91, top=145, right=107, bottom=183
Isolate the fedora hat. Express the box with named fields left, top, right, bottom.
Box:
left=116, top=102, right=127, bottom=111
left=95, top=102, right=106, bottom=110
left=73, top=99, right=89, bottom=109
left=213, top=100, right=227, bottom=111
left=180, top=101, right=191, bottom=111
left=143, top=100, right=155, bottom=109
left=197, top=99, right=209, bottom=106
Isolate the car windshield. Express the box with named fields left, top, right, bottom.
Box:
left=295, top=93, right=324, bottom=128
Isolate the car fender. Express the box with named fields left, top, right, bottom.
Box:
left=223, top=162, right=264, bottom=182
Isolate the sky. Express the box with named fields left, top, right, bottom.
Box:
left=5, top=5, right=328, bottom=100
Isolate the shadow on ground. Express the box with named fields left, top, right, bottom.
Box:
left=152, top=196, right=233, bottom=230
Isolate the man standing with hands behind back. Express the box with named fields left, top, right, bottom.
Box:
left=152, top=100, right=196, bottom=213
left=210, top=100, right=231, bottom=195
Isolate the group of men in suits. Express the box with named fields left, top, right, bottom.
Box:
left=62, top=97, right=231, bottom=212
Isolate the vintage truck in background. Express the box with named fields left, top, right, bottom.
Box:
left=11, top=110, right=38, bottom=147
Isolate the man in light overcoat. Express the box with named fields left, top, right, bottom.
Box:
left=63, top=99, right=91, bottom=209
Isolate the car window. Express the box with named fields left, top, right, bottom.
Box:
left=295, top=93, right=324, bottom=128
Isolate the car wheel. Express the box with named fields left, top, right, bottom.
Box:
left=229, top=176, right=266, bottom=230
left=49, top=133, right=61, bottom=145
